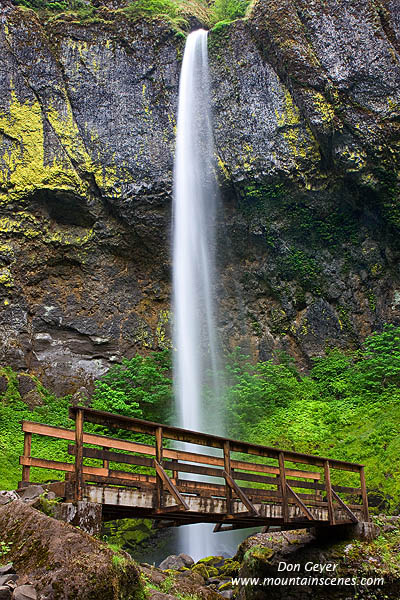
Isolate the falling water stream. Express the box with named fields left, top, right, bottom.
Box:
left=172, top=28, right=220, bottom=433
left=172, top=28, right=221, bottom=560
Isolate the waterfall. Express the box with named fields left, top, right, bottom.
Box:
left=173, top=28, right=220, bottom=435
left=172, top=29, right=221, bottom=559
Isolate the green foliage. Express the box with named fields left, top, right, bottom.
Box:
left=212, top=0, right=248, bottom=22
left=0, top=367, right=74, bottom=490
left=13, top=0, right=84, bottom=10
left=13, top=0, right=251, bottom=28
left=35, top=492, right=62, bottom=517
left=223, top=351, right=302, bottom=438
left=0, top=540, right=12, bottom=565
left=122, top=0, right=187, bottom=28
left=278, top=246, right=322, bottom=292
left=91, top=350, right=172, bottom=423
left=225, top=325, right=400, bottom=511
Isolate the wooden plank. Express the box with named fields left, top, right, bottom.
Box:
left=223, top=470, right=259, bottom=515
left=154, top=461, right=189, bottom=510
left=234, top=471, right=360, bottom=495
left=18, top=456, right=345, bottom=509
left=82, top=474, right=154, bottom=489
left=23, top=421, right=75, bottom=440
left=68, top=445, right=154, bottom=468
left=232, top=461, right=321, bottom=480
left=154, top=505, right=187, bottom=514
left=165, top=459, right=224, bottom=479
left=224, top=441, right=232, bottom=515
left=68, top=407, right=364, bottom=472
left=22, top=432, right=32, bottom=483
left=324, top=460, right=335, bottom=525
left=279, top=452, right=289, bottom=523
left=359, top=466, right=369, bottom=521
left=286, top=483, right=314, bottom=520
left=332, top=490, right=359, bottom=523
left=20, top=456, right=107, bottom=477
left=74, top=408, right=84, bottom=501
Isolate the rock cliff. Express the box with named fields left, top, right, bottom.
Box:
left=1, top=1, right=400, bottom=392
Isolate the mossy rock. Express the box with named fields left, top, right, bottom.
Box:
left=219, top=559, right=241, bottom=577
left=196, top=555, right=225, bottom=566
left=191, top=563, right=219, bottom=579
left=244, top=545, right=275, bottom=567
left=219, top=581, right=233, bottom=591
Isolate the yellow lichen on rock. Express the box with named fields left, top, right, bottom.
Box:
left=0, top=86, right=86, bottom=203
left=0, top=79, right=120, bottom=204
left=311, top=91, right=336, bottom=124
left=156, top=309, right=171, bottom=349
left=274, top=88, right=320, bottom=175
left=0, top=267, right=14, bottom=288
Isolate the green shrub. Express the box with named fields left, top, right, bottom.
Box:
left=91, top=349, right=172, bottom=424
left=212, top=0, right=248, bottom=22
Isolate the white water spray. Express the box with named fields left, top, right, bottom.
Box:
left=172, top=29, right=221, bottom=558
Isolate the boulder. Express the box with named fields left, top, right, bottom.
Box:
left=0, top=576, right=17, bottom=587
left=192, top=563, right=219, bottom=579
left=219, top=592, right=233, bottom=600
left=0, top=566, right=14, bottom=577
left=12, top=586, right=37, bottom=600
left=0, top=586, right=12, bottom=600
left=140, top=566, right=166, bottom=586
left=158, top=555, right=187, bottom=570
left=171, top=571, right=222, bottom=599
left=0, top=492, right=19, bottom=506
left=16, top=487, right=44, bottom=503
left=0, top=500, right=140, bottom=600
left=178, top=553, right=194, bottom=567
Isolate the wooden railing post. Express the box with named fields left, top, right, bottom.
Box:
left=279, top=452, right=289, bottom=522
left=21, top=432, right=32, bottom=484
left=224, top=441, right=232, bottom=515
left=324, top=460, right=335, bottom=525
left=103, top=446, right=109, bottom=472
left=360, top=466, right=369, bottom=521
left=172, top=460, right=179, bottom=484
left=74, top=408, right=84, bottom=502
left=155, top=426, right=163, bottom=510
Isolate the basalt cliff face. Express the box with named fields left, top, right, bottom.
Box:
left=1, top=0, right=400, bottom=392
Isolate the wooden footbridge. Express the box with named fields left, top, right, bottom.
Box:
left=19, top=406, right=369, bottom=531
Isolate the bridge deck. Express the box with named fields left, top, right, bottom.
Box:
left=19, top=406, right=369, bottom=531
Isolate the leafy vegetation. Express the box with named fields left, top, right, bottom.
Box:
left=91, top=350, right=172, bottom=424
left=12, top=0, right=252, bottom=29
left=0, top=540, right=12, bottom=565
left=223, top=325, right=400, bottom=511
left=1, top=326, right=400, bottom=511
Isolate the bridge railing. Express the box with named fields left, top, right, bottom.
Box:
left=20, top=406, right=369, bottom=526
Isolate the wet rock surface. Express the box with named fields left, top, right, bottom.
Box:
left=0, top=500, right=140, bottom=600
left=1, top=3, right=400, bottom=388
